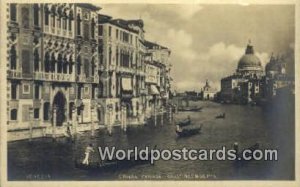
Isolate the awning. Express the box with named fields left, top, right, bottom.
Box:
left=149, top=85, right=160, bottom=95
left=121, top=77, right=132, bottom=91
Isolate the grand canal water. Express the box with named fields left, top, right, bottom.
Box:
left=7, top=101, right=295, bottom=180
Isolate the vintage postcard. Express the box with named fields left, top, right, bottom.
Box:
left=0, top=0, right=299, bottom=187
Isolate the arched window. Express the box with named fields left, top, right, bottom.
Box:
left=51, top=53, right=56, bottom=72
left=57, top=54, right=63, bottom=73
left=44, top=52, right=50, bottom=72
left=10, top=109, right=17, bottom=120
left=34, top=49, right=39, bottom=71
left=63, top=57, right=68, bottom=74
left=77, top=56, right=81, bottom=74
left=10, top=45, right=17, bottom=70
left=69, top=56, right=73, bottom=74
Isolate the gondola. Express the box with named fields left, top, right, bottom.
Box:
left=75, top=146, right=157, bottom=171
left=75, top=157, right=151, bottom=172
left=178, top=107, right=202, bottom=112
left=175, top=124, right=203, bottom=137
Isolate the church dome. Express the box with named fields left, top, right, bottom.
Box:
left=237, top=43, right=262, bottom=72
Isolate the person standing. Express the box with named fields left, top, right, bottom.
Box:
left=82, top=144, right=94, bottom=165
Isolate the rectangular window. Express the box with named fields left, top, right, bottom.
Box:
left=34, top=84, right=39, bottom=99
left=21, top=50, right=31, bottom=74
left=77, top=87, right=82, bottom=99
left=21, top=7, right=29, bottom=29
left=11, top=84, right=17, bottom=99
left=109, top=26, right=111, bottom=37
left=34, top=108, right=39, bottom=119
left=116, top=29, right=118, bottom=39
left=10, top=109, right=17, bottom=120
left=98, top=25, right=103, bottom=36
left=84, top=86, right=89, bottom=94
left=83, top=22, right=89, bottom=40
left=23, top=84, right=30, bottom=94
left=43, top=102, right=50, bottom=120
left=92, top=87, right=95, bottom=99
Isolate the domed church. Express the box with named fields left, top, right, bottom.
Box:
left=220, top=41, right=264, bottom=104
left=236, top=41, right=263, bottom=77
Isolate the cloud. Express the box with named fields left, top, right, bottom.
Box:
left=161, top=5, right=203, bottom=20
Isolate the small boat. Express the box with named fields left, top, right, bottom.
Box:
left=175, top=124, right=203, bottom=137
left=215, top=113, right=226, bottom=119
left=178, top=107, right=202, bottom=112
left=75, top=146, right=157, bottom=171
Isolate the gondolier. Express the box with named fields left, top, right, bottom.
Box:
left=82, top=144, right=95, bottom=165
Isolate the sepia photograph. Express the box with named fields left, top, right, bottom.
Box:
left=1, top=0, right=299, bottom=186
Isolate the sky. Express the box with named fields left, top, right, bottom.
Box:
left=99, top=4, right=295, bottom=92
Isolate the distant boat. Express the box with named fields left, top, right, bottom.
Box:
left=175, top=124, right=203, bottom=137
left=178, top=106, right=202, bottom=112
left=215, top=113, right=226, bottom=119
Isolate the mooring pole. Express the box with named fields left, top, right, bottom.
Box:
left=52, top=105, right=57, bottom=140
left=91, top=104, right=95, bottom=137
left=29, top=107, right=33, bottom=142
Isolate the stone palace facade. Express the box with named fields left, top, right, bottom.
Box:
left=6, top=3, right=171, bottom=141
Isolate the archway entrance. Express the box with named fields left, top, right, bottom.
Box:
left=53, top=91, right=66, bottom=126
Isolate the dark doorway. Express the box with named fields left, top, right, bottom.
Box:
left=53, top=91, right=66, bottom=126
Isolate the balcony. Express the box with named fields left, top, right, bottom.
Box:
left=7, top=70, right=22, bottom=79
left=34, top=72, right=75, bottom=82
left=76, top=74, right=86, bottom=82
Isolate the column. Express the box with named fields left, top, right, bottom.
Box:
left=160, top=107, right=163, bottom=126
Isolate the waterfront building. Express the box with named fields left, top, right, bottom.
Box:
left=144, top=40, right=171, bottom=117
left=220, top=42, right=264, bottom=104
left=262, top=54, right=294, bottom=101
left=7, top=3, right=171, bottom=141
left=7, top=3, right=101, bottom=141
left=200, top=80, right=217, bottom=100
